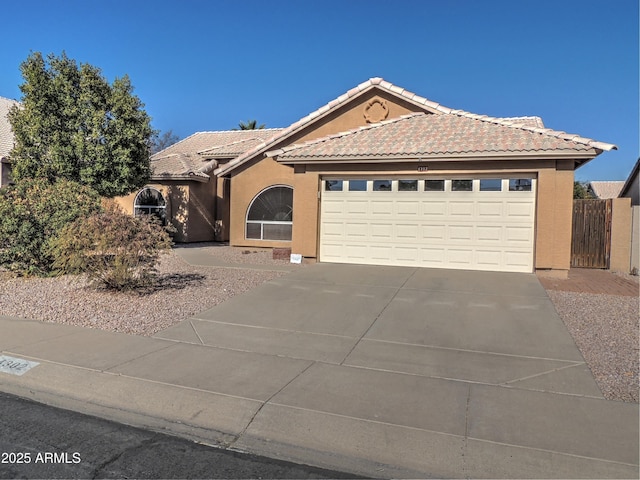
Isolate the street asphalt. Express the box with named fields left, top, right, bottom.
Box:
left=0, top=249, right=638, bottom=479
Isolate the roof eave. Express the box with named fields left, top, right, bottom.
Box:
left=276, top=150, right=602, bottom=165
left=150, top=172, right=210, bottom=183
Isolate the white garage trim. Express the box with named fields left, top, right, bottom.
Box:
left=319, top=177, right=536, bottom=273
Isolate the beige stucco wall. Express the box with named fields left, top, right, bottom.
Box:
left=631, top=206, right=639, bottom=274
left=533, top=161, right=574, bottom=274
left=229, top=157, right=294, bottom=248
left=113, top=180, right=217, bottom=243
left=215, top=177, right=230, bottom=241
left=187, top=181, right=218, bottom=242
left=609, top=197, right=632, bottom=273
left=291, top=167, right=320, bottom=257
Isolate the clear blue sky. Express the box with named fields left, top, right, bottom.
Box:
left=1, top=0, right=637, bottom=181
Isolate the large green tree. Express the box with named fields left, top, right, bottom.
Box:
left=8, top=52, right=154, bottom=197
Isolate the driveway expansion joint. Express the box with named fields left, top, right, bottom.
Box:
left=339, top=269, right=418, bottom=366
left=188, top=320, right=205, bottom=345
left=232, top=361, right=316, bottom=447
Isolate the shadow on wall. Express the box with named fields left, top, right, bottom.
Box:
left=167, top=185, right=188, bottom=242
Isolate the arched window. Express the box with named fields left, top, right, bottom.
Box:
left=246, top=185, right=293, bottom=241
left=134, top=187, right=167, bottom=224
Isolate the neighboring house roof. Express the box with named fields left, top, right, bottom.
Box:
left=150, top=129, right=283, bottom=181
left=588, top=181, right=625, bottom=199
left=619, top=157, right=640, bottom=204
left=217, top=77, right=616, bottom=176
left=267, top=112, right=607, bottom=163
left=0, top=96, right=19, bottom=160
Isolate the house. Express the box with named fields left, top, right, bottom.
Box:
left=587, top=181, right=625, bottom=200
left=619, top=158, right=639, bottom=206
left=116, top=78, right=616, bottom=275
left=115, top=129, right=283, bottom=242
left=0, top=96, right=19, bottom=187
left=620, top=158, right=640, bottom=273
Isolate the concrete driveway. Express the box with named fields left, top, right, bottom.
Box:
left=154, top=263, right=639, bottom=478
left=159, top=263, right=598, bottom=392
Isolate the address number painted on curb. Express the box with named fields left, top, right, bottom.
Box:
left=0, top=355, right=40, bottom=376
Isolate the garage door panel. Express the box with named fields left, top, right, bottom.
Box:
left=370, top=223, right=393, bottom=239
left=506, top=202, right=534, bottom=217
left=476, top=250, right=502, bottom=267
left=347, top=201, right=368, bottom=215
left=320, top=178, right=535, bottom=273
left=421, top=224, right=447, bottom=241
left=370, top=246, right=392, bottom=261
left=321, top=243, right=345, bottom=260
left=322, top=222, right=345, bottom=238
left=395, top=247, right=419, bottom=262
left=505, top=226, right=534, bottom=243
left=505, top=251, right=533, bottom=268
left=476, top=226, right=503, bottom=242
left=322, top=198, right=346, bottom=216
left=345, top=223, right=368, bottom=238
left=477, top=201, right=504, bottom=217
left=448, top=225, right=474, bottom=241
left=396, top=201, right=419, bottom=216
left=422, top=202, right=447, bottom=216
left=396, top=224, right=419, bottom=240
left=448, top=249, right=474, bottom=264
left=345, top=244, right=368, bottom=260
left=449, top=201, right=474, bottom=216
left=420, top=247, right=447, bottom=264
left=371, top=201, right=393, bottom=216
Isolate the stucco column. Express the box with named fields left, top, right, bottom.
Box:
left=291, top=167, right=320, bottom=258
left=535, top=162, right=573, bottom=275
left=609, top=197, right=632, bottom=273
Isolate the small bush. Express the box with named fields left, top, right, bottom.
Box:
left=50, top=211, right=172, bottom=291
left=0, top=178, right=102, bottom=276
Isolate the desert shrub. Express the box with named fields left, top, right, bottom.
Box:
left=50, top=211, right=172, bottom=290
left=0, top=178, right=102, bottom=275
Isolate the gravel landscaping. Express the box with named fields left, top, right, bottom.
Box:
left=1, top=246, right=637, bottom=403
left=545, top=282, right=639, bottom=403
left=0, top=247, right=288, bottom=336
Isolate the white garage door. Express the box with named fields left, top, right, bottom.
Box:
left=319, top=177, right=536, bottom=273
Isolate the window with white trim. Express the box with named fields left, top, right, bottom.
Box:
left=134, top=187, right=167, bottom=224
left=246, top=185, right=293, bottom=241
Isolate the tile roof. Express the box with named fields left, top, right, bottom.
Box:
left=150, top=129, right=283, bottom=180
left=588, top=181, right=625, bottom=199
left=217, top=77, right=615, bottom=176
left=0, top=96, right=19, bottom=159
left=267, top=112, right=614, bottom=162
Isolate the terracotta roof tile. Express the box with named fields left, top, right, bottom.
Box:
left=217, top=77, right=614, bottom=176
left=150, top=129, right=283, bottom=179
left=267, top=112, right=614, bottom=162
left=588, top=181, right=625, bottom=199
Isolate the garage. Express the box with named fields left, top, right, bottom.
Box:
left=320, top=177, right=536, bottom=273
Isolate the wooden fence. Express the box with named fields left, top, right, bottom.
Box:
left=571, top=199, right=612, bottom=268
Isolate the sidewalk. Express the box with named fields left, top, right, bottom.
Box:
left=1, top=258, right=638, bottom=478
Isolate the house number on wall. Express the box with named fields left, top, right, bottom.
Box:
left=417, top=166, right=428, bottom=172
